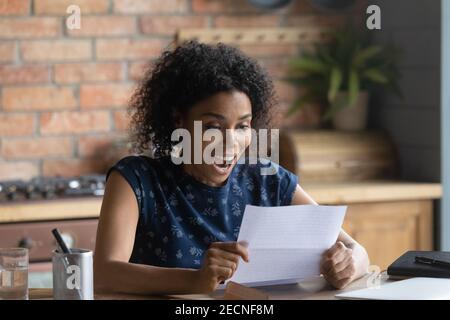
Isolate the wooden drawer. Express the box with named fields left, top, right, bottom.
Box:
left=0, top=219, right=98, bottom=262
left=342, top=200, right=433, bottom=270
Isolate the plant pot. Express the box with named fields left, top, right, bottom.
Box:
left=332, top=91, right=369, bottom=131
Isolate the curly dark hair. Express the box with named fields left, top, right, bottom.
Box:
left=128, top=40, right=276, bottom=157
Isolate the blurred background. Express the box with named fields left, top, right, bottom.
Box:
left=0, top=0, right=447, bottom=288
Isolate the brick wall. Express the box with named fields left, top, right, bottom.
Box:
left=0, top=0, right=357, bottom=180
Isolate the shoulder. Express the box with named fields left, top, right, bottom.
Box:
left=106, top=155, right=168, bottom=214
left=108, top=155, right=167, bottom=178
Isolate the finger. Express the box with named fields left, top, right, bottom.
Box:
left=208, top=257, right=238, bottom=273
left=211, top=265, right=234, bottom=282
left=324, top=241, right=346, bottom=258
left=206, top=248, right=240, bottom=265
left=329, top=263, right=356, bottom=284
left=332, top=255, right=353, bottom=275
left=320, top=258, right=333, bottom=275
left=320, top=253, right=345, bottom=275
left=326, top=245, right=351, bottom=268
left=210, top=242, right=249, bottom=262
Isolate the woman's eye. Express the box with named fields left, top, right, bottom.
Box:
left=237, top=124, right=250, bottom=130
left=205, top=125, right=221, bottom=130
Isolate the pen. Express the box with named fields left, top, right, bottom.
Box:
left=52, top=228, right=71, bottom=254
left=415, top=256, right=450, bottom=269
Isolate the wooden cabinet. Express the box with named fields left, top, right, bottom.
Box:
left=342, top=200, right=433, bottom=270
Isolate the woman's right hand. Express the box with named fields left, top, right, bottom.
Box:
left=194, top=242, right=249, bottom=293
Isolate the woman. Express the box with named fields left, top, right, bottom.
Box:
left=94, top=41, right=370, bottom=295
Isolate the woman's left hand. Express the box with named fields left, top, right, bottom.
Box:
left=320, top=241, right=357, bottom=289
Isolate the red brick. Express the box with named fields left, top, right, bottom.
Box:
left=0, top=0, right=29, bottom=15
left=0, top=161, right=38, bottom=180
left=285, top=14, right=347, bottom=28
left=42, top=158, right=109, bottom=177
left=0, top=18, right=60, bottom=39
left=54, top=62, right=123, bottom=84
left=192, top=0, right=259, bottom=13
left=67, top=16, right=137, bottom=37
left=239, top=44, right=299, bottom=59
left=1, top=137, right=73, bottom=159
left=113, top=110, right=130, bottom=132
left=34, top=0, right=109, bottom=15
left=0, top=42, right=15, bottom=62
left=78, top=134, right=129, bottom=158
left=2, top=86, right=77, bottom=111
left=0, top=114, right=35, bottom=136
left=40, top=111, right=110, bottom=135
left=128, top=61, right=151, bottom=81
left=0, top=65, right=49, bottom=85
left=213, top=15, right=280, bottom=28
left=113, top=0, right=188, bottom=14
left=21, top=40, right=91, bottom=62
left=140, top=16, right=209, bottom=36
left=80, top=84, right=134, bottom=109
left=96, top=38, right=165, bottom=61
left=259, top=59, right=290, bottom=79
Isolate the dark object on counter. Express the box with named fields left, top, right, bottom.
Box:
left=248, top=0, right=292, bottom=9
left=387, top=251, right=450, bottom=279
left=309, top=0, right=355, bottom=10
left=52, top=228, right=71, bottom=254
left=415, top=256, right=450, bottom=269
left=0, top=174, right=105, bottom=203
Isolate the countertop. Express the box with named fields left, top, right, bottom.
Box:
left=29, top=272, right=392, bottom=300
left=0, top=181, right=442, bottom=223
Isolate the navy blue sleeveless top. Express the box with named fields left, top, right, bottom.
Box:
left=106, top=156, right=298, bottom=269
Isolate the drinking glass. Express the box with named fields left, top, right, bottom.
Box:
left=0, top=248, right=29, bottom=300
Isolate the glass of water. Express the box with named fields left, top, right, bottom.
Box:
left=0, top=248, right=29, bottom=300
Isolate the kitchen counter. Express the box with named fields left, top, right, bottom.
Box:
left=0, top=181, right=442, bottom=223
left=29, top=272, right=392, bottom=300
left=0, top=197, right=102, bottom=223
left=304, top=181, right=442, bottom=204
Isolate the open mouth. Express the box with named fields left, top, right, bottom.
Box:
left=212, top=155, right=237, bottom=174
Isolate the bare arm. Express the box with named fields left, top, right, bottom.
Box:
left=290, top=184, right=370, bottom=289
left=94, top=171, right=248, bottom=295
left=93, top=171, right=198, bottom=295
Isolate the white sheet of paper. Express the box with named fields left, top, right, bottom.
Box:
left=228, top=204, right=347, bottom=287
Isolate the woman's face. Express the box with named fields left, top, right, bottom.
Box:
left=179, top=90, right=253, bottom=187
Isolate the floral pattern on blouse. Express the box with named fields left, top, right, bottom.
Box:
left=106, top=155, right=298, bottom=269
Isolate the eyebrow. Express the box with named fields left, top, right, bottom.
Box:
left=200, top=112, right=252, bottom=120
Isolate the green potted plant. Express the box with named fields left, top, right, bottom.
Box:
left=286, top=24, right=401, bottom=131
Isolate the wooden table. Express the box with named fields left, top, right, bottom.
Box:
left=29, top=272, right=392, bottom=300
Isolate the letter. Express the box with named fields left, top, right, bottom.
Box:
left=366, top=5, right=381, bottom=30
left=175, top=306, right=181, bottom=315
left=203, top=128, right=223, bottom=165
left=171, top=128, right=191, bottom=165
left=66, top=265, right=80, bottom=290
left=66, top=5, right=81, bottom=30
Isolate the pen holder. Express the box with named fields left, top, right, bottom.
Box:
left=52, top=249, right=93, bottom=300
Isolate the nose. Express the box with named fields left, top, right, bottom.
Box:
left=223, top=129, right=245, bottom=156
